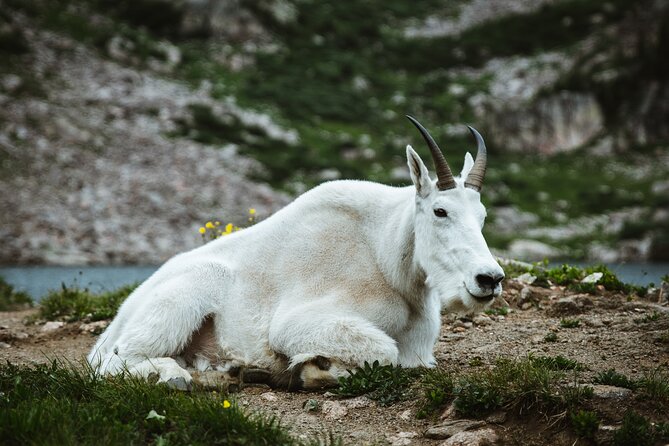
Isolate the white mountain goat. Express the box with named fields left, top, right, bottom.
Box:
left=88, top=116, right=504, bottom=390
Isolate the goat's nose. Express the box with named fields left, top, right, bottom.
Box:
left=476, top=272, right=505, bottom=289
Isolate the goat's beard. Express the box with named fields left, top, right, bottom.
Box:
left=427, top=273, right=493, bottom=315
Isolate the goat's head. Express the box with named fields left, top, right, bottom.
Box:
left=406, top=116, right=504, bottom=313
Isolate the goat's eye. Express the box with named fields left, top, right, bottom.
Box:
left=433, top=208, right=448, bottom=218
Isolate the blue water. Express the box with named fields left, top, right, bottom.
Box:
left=0, top=263, right=667, bottom=302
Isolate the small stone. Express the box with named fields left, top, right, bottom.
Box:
left=303, top=399, right=319, bottom=412
left=473, top=315, right=492, bottom=326
left=453, top=327, right=466, bottom=333
left=0, top=342, right=10, bottom=348
left=520, top=287, right=533, bottom=301
left=260, top=392, right=278, bottom=402
left=485, top=411, right=507, bottom=424
left=387, top=431, right=418, bottom=446
left=399, top=409, right=413, bottom=421
left=581, top=272, right=603, bottom=284
left=12, top=332, right=29, bottom=340
left=425, top=419, right=486, bottom=439
left=41, top=321, right=65, bottom=332
left=440, top=428, right=498, bottom=446
left=321, top=400, right=348, bottom=420
left=463, top=322, right=473, bottom=329
left=79, top=320, right=109, bottom=334
left=520, top=301, right=533, bottom=310
left=516, top=273, right=537, bottom=285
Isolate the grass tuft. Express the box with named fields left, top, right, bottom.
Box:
left=570, top=409, right=599, bottom=439
left=420, top=356, right=591, bottom=419
left=594, top=369, right=638, bottom=389
left=0, top=361, right=302, bottom=445
left=0, top=276, right=33, bottom=311
left=334, top=360, right=422, bottom=406
left=39, top=283, right=137, bottom=322
left=560, top=318, right=581, bottom=329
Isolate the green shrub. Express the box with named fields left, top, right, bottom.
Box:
left=0, top=277, right=33, bottom=311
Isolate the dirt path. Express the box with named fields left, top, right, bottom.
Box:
left=2, top=280, right=668, bottom=445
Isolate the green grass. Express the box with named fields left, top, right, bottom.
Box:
left=39, top=283, right=136, bottom=322
left=334, top=360, right=422, bottom=406
left=594, top=369, right=638, bottom=390
left=560, top=318, right=581, bottom=329
left=613, top=411, right=666, bottom=446
left=0, top=276, right=33, bottom=311
left=0, top=361, right=306, bottom=446
left=504, top=261, right=648, bottom=295
left=570, top=409, right=599, bottom=440
left=420, top=356, right=592, bottom=419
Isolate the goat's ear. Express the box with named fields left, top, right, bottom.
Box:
left=406, top=145, right=432, bottom=197
left=460, top=152, right=474, bottom=179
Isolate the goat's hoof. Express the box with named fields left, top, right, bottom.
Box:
left=165, top=376, right=192, bottom=391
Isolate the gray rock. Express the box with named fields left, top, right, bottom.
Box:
left=0, top=342, right=10, bottom=348
left=590, top=384, right=632, bottom=400
left=439, top=428, right=499, bottom=446
left=425, top=419, right=487, bottom=439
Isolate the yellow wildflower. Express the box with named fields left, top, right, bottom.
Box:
left=222, top=400, right=231, bottom=409
left=249, top=208, right=256, bottom=215
left=215, top=221, right=221, bottom=226
left=198, top=227, right=206, bottom=234
left=205, top=221, right=215, bottom=229
left=225, top=223, right=233, bottom=233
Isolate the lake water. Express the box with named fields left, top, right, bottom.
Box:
left=1, top=263, right=668, bottom=301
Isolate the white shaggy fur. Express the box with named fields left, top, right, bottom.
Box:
left=88, top=145, right=503, bottom=387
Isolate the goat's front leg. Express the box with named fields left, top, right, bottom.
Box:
left=268, top=298, right=399, bottom=389
left=396, top=291, right=441, bottom=368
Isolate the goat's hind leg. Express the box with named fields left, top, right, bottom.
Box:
left=95, top=268, right=225, bottom=387
left=269, top=301, right=399, bottom=390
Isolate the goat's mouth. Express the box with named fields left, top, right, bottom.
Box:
left=464, top=285, right=496, bottom=302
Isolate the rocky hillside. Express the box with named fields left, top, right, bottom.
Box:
left=0, top=0, right=667, bottom=264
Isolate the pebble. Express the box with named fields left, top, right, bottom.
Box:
left=41, top=321, right=65, bottom=332
left=589, top=384, right=632, bottom=400
left=321, top=401, right=348, bottom=420
left=473, top=315, right=492, bottom=326
left=439, top=428, right=498, bottom=446
left=260, top=392, right=278, bottom=402
left=343, top=396, right=372, bottom=409
left=79, top=320, right=109, bottom=333
left=0, top=342, right=10, bottom=348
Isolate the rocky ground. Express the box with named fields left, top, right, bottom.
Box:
left=0, top=15, right=291, bottom=265
left=2, top=278, right=668, bottom=445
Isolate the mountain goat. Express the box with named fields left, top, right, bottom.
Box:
left=88, top=116, right=504, bottom=390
